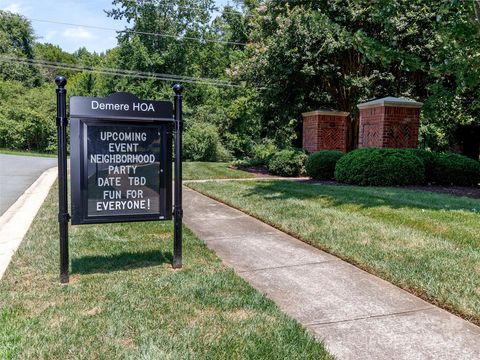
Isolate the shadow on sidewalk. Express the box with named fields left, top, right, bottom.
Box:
left=71, top=250, right=172, bottom=274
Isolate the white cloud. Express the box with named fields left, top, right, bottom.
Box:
left=3, top=2, right=22, bottom=13
left=62, top=26, right=95, bottom=40
left=44, top=30, right=57, bottom=41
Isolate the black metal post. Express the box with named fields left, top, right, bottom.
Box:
left=173, top=83, right=183, bottom=268
left=55, top=76, right=70, bottom=283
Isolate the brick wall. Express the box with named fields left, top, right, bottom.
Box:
left=358, top=98, right=422, bottom=149
left=302, top=111, right=349, bottom=153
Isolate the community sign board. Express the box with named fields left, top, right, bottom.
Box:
left=69, top=92, right=174, bottom=224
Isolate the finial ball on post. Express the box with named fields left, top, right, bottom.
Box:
left=55, top=75, right=67, bottom=87
left=173, top=83, right=183, bottom=95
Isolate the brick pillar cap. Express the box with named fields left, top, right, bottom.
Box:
left=357, top=96, right=423, bottom=109
left=302, top=109, right=350, bottom=117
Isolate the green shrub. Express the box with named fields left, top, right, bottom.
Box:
left=250, top=140, right=278, bottom=166
left=335, top=148, right=425, bottom=186
left=429, top=152, right=480, bottom=186
left=267, top=149, right=307, bottom=177
left=403, top=149, right=436, bottom=183
left=216, top=142, right=234, bottom=162
left=0, top=81, right=57, bottom=152
left=183, top=122, right=228, bottom=162
left=305, top=151, right=344, bottom=180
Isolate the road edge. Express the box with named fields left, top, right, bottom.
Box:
left=0, top=167, right=58, bottom=279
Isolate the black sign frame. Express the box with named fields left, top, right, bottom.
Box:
left=55, top=78, right=184, bottom=283
left=70, top=118, right=172, bottom=225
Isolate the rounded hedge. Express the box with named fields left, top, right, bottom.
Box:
left=402, top=149, right=435, bottom=184
left=429, top=152, right=480, bottom=186
left=267, top=149, right=307, bottom=177
left=335, top=148, right=425, bottom=186
left=305, top=150, right=344, bottom=180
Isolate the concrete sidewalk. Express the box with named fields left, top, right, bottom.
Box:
left=183, top=187, right=480, bottom=360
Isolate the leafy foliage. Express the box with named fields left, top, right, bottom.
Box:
left=429, top=152, right=480, bottom=186
left=402, top=148, right=436, bottom=183
left=183, top=122, right=232, bottom=162
left=267, top=148, right=306, bottom=177
left=1, top=2, right=480, bottom=161
left=305, top=151, right=344, bottom=180
left=0, top=81, right=56, bottom=152
left=335, top=148, right=425, bottom=186
left=238, top=1, right=480, bottom=152
left=0, top=11, right=41, bottom=86
left=247, top=139, right=278, bottom=166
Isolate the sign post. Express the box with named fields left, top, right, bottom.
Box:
left=55, top=76, right=70, bottom=284
left=55, top=76, right=183, bottom=283
left=173, top=84, right=183, bottom=268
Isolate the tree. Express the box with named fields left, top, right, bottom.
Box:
left=101, top=0, right=262, bottom=157
left=420, top=1, right=480, bottom=157
left=0, top=11, right=40, bottom=85
left=33, top=42, right=77, bottom=80
left=236, top=0, right=480, bottom=155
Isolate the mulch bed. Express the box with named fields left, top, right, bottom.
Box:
left=238, top=166, right=276, bottom=178
left=237, top=166, right=480, bottom=199
left=242, top=170, right=479, bottom=200
left=306, top=180, right=480, bottom=199
left=404, top=185, right=480, bottom=199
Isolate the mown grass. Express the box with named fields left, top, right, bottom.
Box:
left=187, top=180, right=480, bottom=325
left=0, top=150, right=252, bottom=181
left=0, top=182, right=331, bottom=359
left=182, top=162, right=254, bottom=180
left=0, top=148, right=56, bottom=158
left=0, top=151, right=252, bottom=181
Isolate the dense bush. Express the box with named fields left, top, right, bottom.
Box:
left=335, top=148, right=425, bottom=186
left=267, top=149, right=307, bottom=177
left=183, top=122, right=232, bottom=162
left=429, top=152, right=480, bottom=186
left=249, top=140, right=278, bottom=166
left=0, top=81, right=57, bottom=152
left=402, top=149, right=436, bottom=183
left=305, top=151, right=344, bottom=180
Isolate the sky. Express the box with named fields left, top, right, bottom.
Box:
left=0, top=0, right=234, bottom=53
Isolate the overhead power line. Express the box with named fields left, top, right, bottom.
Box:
left=0, top=55, right=233, bottom=84
left=27, top=17, right=248, bottom=47
left=0, top=55, right=244, bottom=88
left=175, top=3, right=253, bottom=18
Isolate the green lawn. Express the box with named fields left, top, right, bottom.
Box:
left=0, top=183, right=331, bottom=359
left=0, top=148, right=56, bottom=158
left=0, top=149, right=252, bottom=181
left=182, top=161, right=254, bottom=180
left=187, top=180, right=480, bottom=325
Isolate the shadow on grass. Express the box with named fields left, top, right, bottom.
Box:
left=71, top=250, right=173, bottom=274
left=242, top=180, right=479, bottom=212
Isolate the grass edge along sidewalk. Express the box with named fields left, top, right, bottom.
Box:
left=0, top=182, right=331, bottom=359
left=186, top=179, right=480, bottom=326
left=0, top=148, right=254, bottom=181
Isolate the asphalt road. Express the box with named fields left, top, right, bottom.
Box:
left=0, top=154, right=57, bottom=216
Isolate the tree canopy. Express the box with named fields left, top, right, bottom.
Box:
left=0, top=1, right=479, bottom=158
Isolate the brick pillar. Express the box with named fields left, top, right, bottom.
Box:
left=357, top=97, right=423, bottom=149
left=302, top=110, right=349, bottom=153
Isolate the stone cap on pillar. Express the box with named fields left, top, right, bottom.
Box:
left=357, top=97, right=423, bottom=110
left=302, top=108, right=350, bottom=117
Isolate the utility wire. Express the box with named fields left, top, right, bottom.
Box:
left=175, top=2, right=253, bottom=18
left=0, top=55, right=233, bottom=85
left=0, top=55, right=245, bottom=88
left=27, top=17, right=248, bottom=47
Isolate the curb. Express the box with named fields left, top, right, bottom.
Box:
left=0, top=167, right=58, bottom=280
